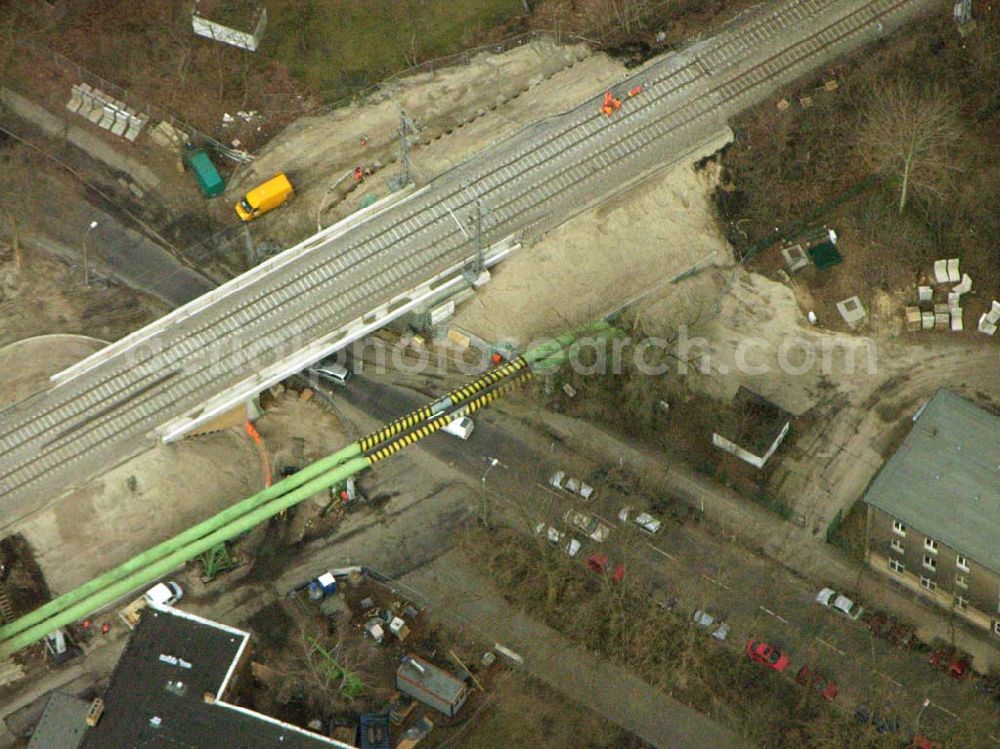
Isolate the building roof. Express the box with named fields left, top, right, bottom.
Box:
left=396, top=655, right=465, bottom=704
left=27, top=692, right=89, bottom=749
left=714, top=387, right=791, bottom=457
left=79, top=606, right=353, bottom=749
left=863, top=389, right=1000, bottom=573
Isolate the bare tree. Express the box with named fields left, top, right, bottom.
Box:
left=579, top=0, right=656, bottom=44
left=857, top=80, right=964, bottom=214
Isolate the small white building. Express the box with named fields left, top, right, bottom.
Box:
left=192, top=0, right=267, bottom=52
left=712, top=387, right=791, bottom=469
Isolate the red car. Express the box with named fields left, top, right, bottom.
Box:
left=929, top=650, right=970, bottom=680
left=586, top=553, right=624, bottom=583
left=745, top=639, right=790, bottom=672
left=795, top=665, right=838, bottom=701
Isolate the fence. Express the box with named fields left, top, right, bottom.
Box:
left=14, top=38, right=252, bottom=163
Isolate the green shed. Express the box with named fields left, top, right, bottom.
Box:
left=184, top=148, right=224, bottom=197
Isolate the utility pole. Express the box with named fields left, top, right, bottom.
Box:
left=82, top=220, right=98, bottom=286
left=396, top=108, right=417, bottom=190
left=463, top=198, right=486, bottom=283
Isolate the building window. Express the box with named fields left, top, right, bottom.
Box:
left=924, top=537, right=938, bottom=554
left=889, top=558, right=905, bottom=574
left=923, top=555, right=937, bottom=571
left=955, top=595, right=968, bottom=610
left=957, top=555, right=970, bottom=572
left=955, top=574, right=968, bottom=589
left=892, top=520, right=906, bottom=536
left=890, top=538, right=904, bottom=554
left=920, top=576, right=937, bottom=591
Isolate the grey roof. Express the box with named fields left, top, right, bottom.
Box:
left=27, top=692, right=89, bottom=749
left=863, top=389, right=1000, bottom=573
left=396, top=655, right=465, bottom=704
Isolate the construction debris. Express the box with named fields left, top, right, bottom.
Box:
left=836, top=295, right=867, bottom=329
left=978, top=300, right=1000, bottom=335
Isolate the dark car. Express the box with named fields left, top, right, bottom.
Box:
left=795, top=665, right=838, bottom=701
left=853, top=705, right=899, bottom=734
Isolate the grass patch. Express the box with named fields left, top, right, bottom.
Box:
left=456, top=673, right=648, bottom=749
left=261, top=0, right=524, bottom=100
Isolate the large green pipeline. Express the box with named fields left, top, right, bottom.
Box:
left=530, top=328, right=623, bottom=372
left=524, top=320, right=613, bottom=365
left=0, top=456, right=372, bottom=658
left=0, top=322, right=603, bottom=654
left=0, top=441, right=363, bottom=641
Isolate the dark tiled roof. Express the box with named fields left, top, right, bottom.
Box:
left=79, top=607, right=353, bottom=749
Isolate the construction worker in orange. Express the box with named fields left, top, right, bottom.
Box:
left=353, top=166, right=365, bottom=182
left=601, top=91, right=614, bottom=116
left=629, top=84, right=644, bottom=97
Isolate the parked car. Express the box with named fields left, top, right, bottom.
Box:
left=563, top=509, right=610, bottom=542
left=745, top=639, right=790, bottom=671
left=853, top=705, right=899, bottom=734
left=815, top=587, right=863, bottom=620
left=534, top=523, right=581, bottom=557
left=929, top=650, right=971, bottom=680
left=587, top=553, right=624, bottom=583
left=618, top=506, right=662, bottom=535
left=442, top=415, right=474, bottom=440
left=144, top=581, right=183, bottom=607
left=862, top=610, right=916, bottom=649
left=795, top=665, right=838, bottom=701
left=308, top=360, right=351, bottom=386
left=549, top=471, right=595, bottom=501
left=692, top=610, right=729, bottom=641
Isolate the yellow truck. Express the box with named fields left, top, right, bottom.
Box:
left=235, top=173, right=294, bottom=221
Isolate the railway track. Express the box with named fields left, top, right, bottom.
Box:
left=0, top=0, right=936, bottom=521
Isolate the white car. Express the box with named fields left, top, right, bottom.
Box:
left=442, top=416, right=474, bottom=439
left=563, top=509, right=610, bottom=543
left=693, top=609, right=730, bottom=641
left=618, top=506, right=662, bottom=535
left=144, top=581, right=183, bottom=607
left=549, top=471, right=595, bottom=501
left=815, top=587, right=863, bottom=620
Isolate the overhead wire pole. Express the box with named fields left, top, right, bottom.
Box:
left=396, top=108, right=418, bottom=190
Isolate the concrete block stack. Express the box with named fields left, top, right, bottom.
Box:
left=66, top=83, right=148, bottom=142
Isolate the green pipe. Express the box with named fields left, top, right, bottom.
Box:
left=0, top=440, right=362, bottom=641
left=523, top=321, right=613, bottom=364
left=530, top=329, right=622, bottom=372
left=0, top=456, right=372, bottom=658
left=0, top=320, right=608, bottom=651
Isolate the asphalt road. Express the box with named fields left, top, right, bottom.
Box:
left=24, top=172, right=215, bottom=308
left=341, top=373, right=996, bottom=744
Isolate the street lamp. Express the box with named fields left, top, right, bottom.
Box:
left=913, top=696, right=931, bottom=740
left=83, top=220, right=98, bottom=286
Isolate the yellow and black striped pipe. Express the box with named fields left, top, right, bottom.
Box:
left=366, top=369, right=534, bottom=463
left=440, top=356, right=527, bottom=404
left=358, top=356, right=527, bottom=453
left=358, top=404, right=435, bottom=452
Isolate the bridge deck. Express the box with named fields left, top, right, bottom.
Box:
left=0, top=0, right=934, bottom=525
